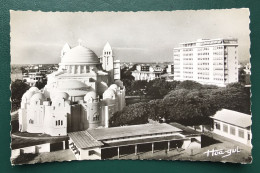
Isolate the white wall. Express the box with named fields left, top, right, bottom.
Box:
left=79, top=148, right=101, bottom=160
left=213, top=120, right=251, bottom=146
left=11, top=143, right=52, bottom=159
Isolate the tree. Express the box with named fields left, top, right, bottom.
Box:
left=11, top=79, right=30, bottom=111
left=238, top=67, right=246, bottom=85
left=146, top=79, right=179, bottom=99
left=121, top=66, right=135, bottom=81
left=111, top=81, right=250, bottom=127
left=110, top=102, right=151, bottom=127
left=35, top=80, right=47, bottom=89
left=209, top=83, right=251, bottom=114
left=176, top=80, right=203, bottom=90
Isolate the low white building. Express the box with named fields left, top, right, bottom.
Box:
left=210, top=109, right=252, bottom=147
left=131, top=64, right=164, bottom=81
left=68, top=123, right=201, bottom=160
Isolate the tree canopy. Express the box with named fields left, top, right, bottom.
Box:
left=11, top=79, right=30, bottom=112
left=110, top=81, right=251, bottom=127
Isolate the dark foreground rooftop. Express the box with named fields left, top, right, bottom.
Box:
left=68, top=131, right=103, bottom=149
left=87, top=123, right=182, bottom=141
left=102, top=135, right=184, bottom=148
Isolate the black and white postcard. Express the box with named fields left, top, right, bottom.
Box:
left=10, top=9, right=251, bottom=164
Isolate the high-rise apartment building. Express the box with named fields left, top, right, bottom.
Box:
left=173, top=38, right=238, bottom=86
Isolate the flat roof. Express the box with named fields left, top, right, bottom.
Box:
left=210, top=109, right=251, bottom=128
left=68, top=131, right=103, bottom=149
left=179, top=38, right=238, bottom=45
left=87, top=123, right=182, bottom=141
left=169, top=122, right=201, bottom=136
left=102, top=135, right=184, bottom=148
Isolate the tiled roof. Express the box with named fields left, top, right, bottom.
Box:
left=68, top=131, right=103, bottom=149
left=210, top=109, right=251, bottom=128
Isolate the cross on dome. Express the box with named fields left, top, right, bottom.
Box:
left=78, top=39, right=83, bottom=46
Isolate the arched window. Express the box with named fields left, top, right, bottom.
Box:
left=93, top=113, right=99, bottom=121
left=29, top=119, right=34, bottom=124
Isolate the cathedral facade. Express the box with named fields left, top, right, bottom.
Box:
left=18, top=42, right=125, bottom=136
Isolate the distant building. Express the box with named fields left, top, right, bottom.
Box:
left=173, top=38, right=239, bottom=87
left=22, top=72, right=45, bottom=86
left=244, top=62, right=251, bottom=75
left=166, top=64, right=174, bottom=74
left=18, top=42, right=126, bottom=136
left=131, top=64, right=164, bottom=81
left=22, top=64, right=58, bottom=86
left=210, top=109, right=252, bottom=146
left=243, top=63, right=251, bottom=86
left=113, top=60, right=121, bottom=80
left=161, top=64, right=174, bottom=81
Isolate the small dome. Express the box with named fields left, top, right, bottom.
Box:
left=57, top=80, right=88, bottom=91
left=103, top=88, right=116, bottom=99
left=61, top=45, right=100, bottom=64
left=30, top=93, right=46, bottom=104
left=109, top=84, right=118, bottom=92
left=54, top=92, right=69, bottom=100
left=22, top=91, right=35, bottom=103
left=29, top=87, right=39, bottom=92
left=114, top=80, right=124, bottom=89
left=84, top=91, right=97, bottom=103
left=65, top=100, right=71, bottom=105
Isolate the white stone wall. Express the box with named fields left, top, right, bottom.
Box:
left=18, top=108, right=27, bottom=132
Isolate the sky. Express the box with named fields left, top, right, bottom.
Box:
left=10, top=9, right=250, bottom=64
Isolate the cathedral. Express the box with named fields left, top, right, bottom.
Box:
left=18, top=42, right=125, bottom=136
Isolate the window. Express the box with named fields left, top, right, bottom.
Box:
left=230, top=126, right=236, bottom=135
left=248, top=133, right=251, bottom=140
left=215, top=122, right=221, bottom=130
left=29, top=119, right=34, bottom=124
left=56, top=120, right=63, bottom=126
left=223, top=124, right=228, bottom=133
left=89, top=150, right=95, bottom=156
left=238, top=129, right=245, bottom=138
left=93, top=113, right=99, bottom=121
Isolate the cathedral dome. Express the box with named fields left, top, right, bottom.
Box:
left=114, top=80, right=124, bottom=89
left=103, top=88, right=116, bottom=99
left=84, top=91, right=97, bottom=103
left=54, top=92, right=69, bottom=100
left=22, top=91, right=35, bottom=103
left=30, top=93, right=46, bottom=105
left=55, top=80, right=89, bottom=97
left=61, top=45, right=99, bottom=64
left=29, top=87, right=39, bottom=92
left=57, top=80, right=88, bottom=91
left=109, top=84, right=119, bottom=92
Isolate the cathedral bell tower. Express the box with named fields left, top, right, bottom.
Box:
left=101, top=42, right=114, bottom=83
